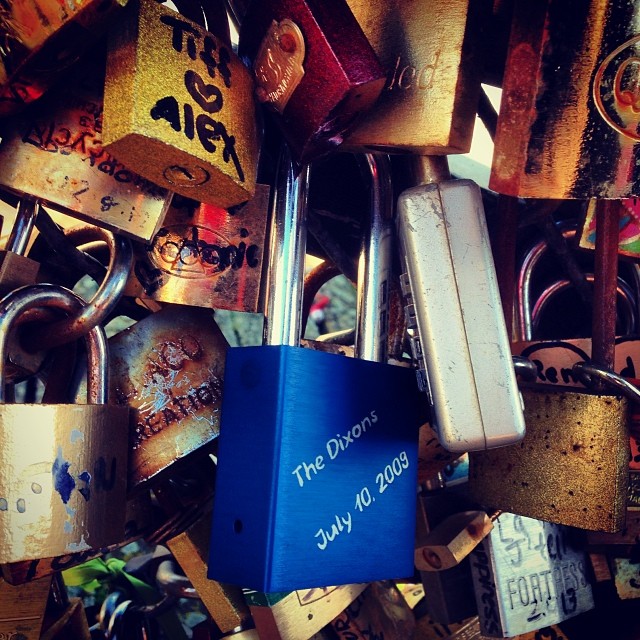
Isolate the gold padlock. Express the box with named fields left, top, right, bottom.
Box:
left=469, top=384, right=630, bottom=532
left=0, top=574, right=52, bottom=640
left=0, top=284, right=130, bottom=563
left=103, top=0, right=259, bottom=208
left=343, top=0, right=489, bottom=154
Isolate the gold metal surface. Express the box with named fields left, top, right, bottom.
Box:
left=0, top=81, right=171, bottom=242
left=469, top=387, right=630, bottom=532
left=490, top=0, right=640, bottom=198
left=103, top=0, right=258, bottom=207
left=167, top=515, right=250, bottom=633
left=104, top=304, right=228, bottom=489
left=0, top=575, right=51, bottom=640
left=125, top=185, right=269, bottom=312
left=41, top=598, right=91, bottom=640
left=0, top=404, right=130, bottom=563
left=0, top=251, right=39, bottom=297
left=343, top=0, right=486, bottom=154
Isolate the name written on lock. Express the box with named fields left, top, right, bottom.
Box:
left=150, top=15, right=244, bottom=182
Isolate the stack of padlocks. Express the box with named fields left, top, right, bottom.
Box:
left=2, top=0, right=640, bottom=638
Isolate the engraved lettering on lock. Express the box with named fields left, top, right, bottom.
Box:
left=314, top=511, right=352, bottom=550
left=145, top=224, right=260, bottom=284
left=290, top=409, right=378, bottom=487
left=386, top=51, right=441, bottom=92
left=254, top=19, right=305, bottom=113
left=594, top=34, right=640, bottom=141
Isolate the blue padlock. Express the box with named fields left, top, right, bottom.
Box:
left=208, top=149, right=423, bottom=591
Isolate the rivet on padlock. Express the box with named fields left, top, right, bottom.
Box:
left=209, top=148, right=423, bottom=591
left=103, top=0, right=259, bottom=208
left=0, top=283, right=130, bottom=563
left=396, top=155, right=525, bottom=452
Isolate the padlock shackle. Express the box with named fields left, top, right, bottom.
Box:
left=410, top=156, right=451, bottom=186
left=531, top=275, right=637, bottom=338
left=516, top=225, right=577, bottom=341
left=356, top=154, right=392, bottom=362
left=7, top=196, right=38, bottom=256
left=0, top=283, right=108, bottom=404
left=263, top=145, right=309, bottom=347
left=27, top=225, right=133, bottom=350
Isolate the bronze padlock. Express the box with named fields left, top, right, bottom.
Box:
left=124, top=185, right=269, bottom=312
left=0, top=574, right=52, bottom=640
left=0, top=284, right=129, bottom=563
left=103, top=0, right=259, bottom=208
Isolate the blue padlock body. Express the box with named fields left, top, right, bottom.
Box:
left=208, top=345, right=423, bottom=592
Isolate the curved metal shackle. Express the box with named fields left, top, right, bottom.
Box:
left=355, top=153, right=392, bottom=363
left=531, top=275, right=638, bottom=338
left=0, top=283, right=108, bottom=404
left=573, top=361, right=640, bottom=406
left=28, top=224, right=133, bottom=351
left=516, top=225, right=578, bottom=341
left=262, top=145, right=310, bottom=347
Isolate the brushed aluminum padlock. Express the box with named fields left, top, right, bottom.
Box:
left=238, top=0, right=386, bottom=163
left=342, top=0, right=489, bottom=154
left=469, top=512, right=595, bottom=637
left=0, top=283, right=129, bottom=563
left=0, top=0, right=128, bottom=117
left=396, top=155, right=525, bottom=452
left=79, top=303, right=228, bottom=490
left=103, top=0, right=259, bottom=208
left=124, top=186, right=269, bottom=312
left=0, top=63, right=171, bottom=241
left=209, top=149, right=423, bottom=591
left=490, top=0, right=640, bottom=199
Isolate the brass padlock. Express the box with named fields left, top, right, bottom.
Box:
left=0, top=283, right=130, bottom=563
left=0, top=0, right=128, bottom=116
left=244, top=583, right=368, bottom=640
left=0, top=63, right=171, bottom=241
left=124, top=186, right=269, bottom=312
left=166, top=512, right=251, bottom=633
left=342, top=0, right=489, bottom=154
left=0, top=574, right=52, bottom=640
left=103, top=0, right=259, bottom=208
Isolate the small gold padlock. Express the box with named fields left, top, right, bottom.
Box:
left=103, top=0, right=259, bottom=208
left=0, top=575, right=52, bottom=640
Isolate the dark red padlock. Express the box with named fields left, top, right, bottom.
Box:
left=239, top=0, right=386, bottom=163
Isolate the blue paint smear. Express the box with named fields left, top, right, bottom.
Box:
left=70, top=430, right=84, bottom=443
left=64, top=521, right=73, bottom=533
left=52, top=447, right=75, bottom=504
